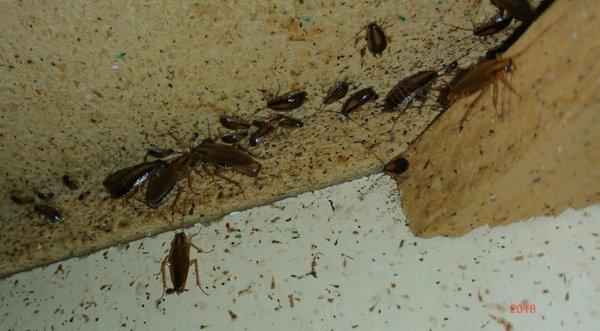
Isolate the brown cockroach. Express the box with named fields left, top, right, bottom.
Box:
left=249, top=125, right=276, bottom=147
left=359, top=154, right=410, bottom=199
left=77, top=190, right=91, bottom=201
left=444, top=58, right=517, bottom=129
left=382, top=70, right=439, bottom=114
left=156, top=200, right=210, bottom=305
left=323, top=81, right=350, bottom=105
left=254, top=115, right=303, bottom=129
left=277, top=115, right=304, bottom=129
left=10, top=193, right=35, bottom=205
left=194, top=140, right=262, bottom=179
left=11, top=189, right=64, bottom=223
left=255, top=90, right=308, bottom=115
left=380, top=58, right=463, bottom=128
left=474, top=10, right=514, bottom=36
left=220, top=131, right=249, bottom=144
left=251, top=117, right=273, bottom=128
left=146, top=133, right=261, bottom=206
left=309, top=80, right=351, bottom=117
left=219, top=115, right=251, bottom=131
left=146, top=147, right=177, bottom=160
left=383, top=156, right=410, bottom=175
left=442, top=15, right=561, bottom=130
left=491, top=0, right=535, bottom=23
left=156, top=230, right=209, bottom=304
left=145, top=153, right=200, bottom=208
left=267, top=90, right=308, bottom=111
left=249, top=115, right=303, bottom=146
left=483, top=8, right=535, bottom=60
left=36, top=190, right=54, bottom=200
left=103, top=159, right=167, bottom=199
left=341, top=87, right=379, bottom=117
left=34, top=204, right=62, bottom=224
left=446, top=9, right=514, bottom=37
left=62, top=174, right=79, bottom=190
left=356, top=22, right=391, bottom=56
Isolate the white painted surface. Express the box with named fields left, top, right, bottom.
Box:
left=1, top=175, right=599, bottom=330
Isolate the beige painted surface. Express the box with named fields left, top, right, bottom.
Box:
left=0, top=1, right=522, bottom=276
left=0, top=175, right=598, bottom=330
left=398, top=0, right=600, bottom=237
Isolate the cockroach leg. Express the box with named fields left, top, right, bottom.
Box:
left=493, top=77, right=500, bottom=114
left=155, top=256, right=169, bottom=306
left=201, top=164, right=219, bottom=184
left=353, top=26, right=367, bottom=44
left=186, top=173, right=198, bottom=195
left=498, top=71, right=520, bottom=96
left=214, top=168, right=245, bottom=197
left=190, top=241, right=214, bottom=254
left=168, top=132, right=190, bottom=152
left=459, top=87, right=489, bottom=131
left=391, top=100, right=427, bottom=131
left=190, top=259, right=209, bottom=295
left=170, top=187, right=185, bottom=220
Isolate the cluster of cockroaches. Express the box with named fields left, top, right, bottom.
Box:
left=9, top=0, right=546, bottom=304
left=10, top=174, right=87, bottom=225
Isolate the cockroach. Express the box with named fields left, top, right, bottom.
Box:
left=443, top=15, right=561, bottom=129
left=474, top=10, right=514, bottom=36
left=219, top=115, right=251, bottom=131
left=383, top=156, right=409, bottom=175
left=103, top=160, right=167, bottom=199
left=248, top=115, right=302, bottom=146
left=34, top=204, right=62, bottom=224
left=62, top=174, right=79, bottom=190
left=341, top=87, right=379, bottom=117
left=491, top=0, right=535, bottom=23
left=252, top=118, right=272, bottom=128
left=444, top=58, right=517, bottom=129
left=77, top=190, right=91, bottom=201
left=382, top=70, right=439, bottom=114
left=444, top=60, right=459, bottom=75
left=156, top=207, right=209, bottom=305
left=323, top=81, right=350, bottom=105
left=358, top=151, right=411, bottom=200
left=356, top=22, right=390, bottom=56
left=145, top=153, right=200, bottom=208
left=156, top=230, right=208, bottom=304
left=445, top=10, right=513, bottom=37
left=36, top=191, right=54, bottom=200
left=255, top=114, right=304, bottom=129
left=264, top=90, right=308, bottom=112
left=220, top=131, right=249, bottom=144
left=10, top=193, right=34, bottom=205
left=277, top=115, right=304, bottom=129
left=156, top=188, right=212, bottom=306
left=309, top=80, right=351, bottom=117
left=146, top=147, right=176, bottom=160
left=249, top=125, right=275, bottom=147
left=194, top=141, right=262, bottom=179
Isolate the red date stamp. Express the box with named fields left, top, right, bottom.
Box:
left=510, top=304, right=537, bottom=313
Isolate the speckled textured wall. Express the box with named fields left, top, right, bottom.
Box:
left=1, top=1, right=534, bottom=276
left=0, top=176, right=598, bottom=329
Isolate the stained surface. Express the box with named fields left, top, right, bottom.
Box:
left=398, top=0, right=600, bottom=238
left=0, top=176, right=598, bottom=329
left=0, top=0, right=532, bottom=276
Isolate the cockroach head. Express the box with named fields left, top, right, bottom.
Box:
left=505, top=59, right=514, bottom=73
left=173, top=232, right=188, bottom=244
left=166, top=287, right=188, bottom=295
